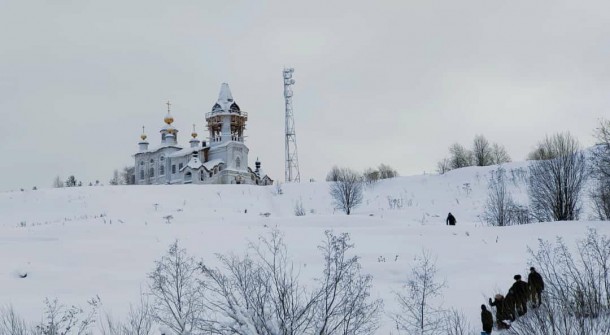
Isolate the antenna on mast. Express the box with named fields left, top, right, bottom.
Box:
left=283, top=67, right=300, bottom=183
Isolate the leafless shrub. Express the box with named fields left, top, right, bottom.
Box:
left=100, top=295, right=153, bottom=335
left=199, top=230, right=381, bottom=335
left=148, top=241, right=205, bottom=335
left=444, top=308, right=473, bottom=335
left=0, top=305, right=28, bottom=335
left=527, top=133, right=588, bottom=222
left=32, top=297, right=100, bottom=335
left=329, top=167, right=363, bottom=215
left=394, top=250, right=446, bottom=335
left=294, top=198, right=306, bottom=216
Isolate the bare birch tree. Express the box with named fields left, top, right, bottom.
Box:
left=148, top=241, right=206, bottom=335
left=394, top=250, right=446, bottom=335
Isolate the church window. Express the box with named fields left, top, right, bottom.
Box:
left=160, top=156, right=165, bottom=162
left=200, top=170, right=205, bottom=181
left=140, top=169, right=144, bottom=179
left=184, top=172, right=192, bottom=183
left=209, top=171, right=213, bottom=177
left=172, top=165, right=176, bottom=174
left=235, top=157, right=241, bottom=169
left=140, top=161, right=144, bottom=166
left=179, top=163, right=184, bottom=170
left=160, top=165, right=165, bottom=175
left=149, top=167, right=154, bottom=177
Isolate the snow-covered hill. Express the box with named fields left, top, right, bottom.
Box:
left=1, top=162, right=608, bottom=334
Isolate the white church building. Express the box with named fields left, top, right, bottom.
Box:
left=134, top=83, right=273, bottom=186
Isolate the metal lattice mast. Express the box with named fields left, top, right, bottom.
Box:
left=283, top=67, right=300, bottom=183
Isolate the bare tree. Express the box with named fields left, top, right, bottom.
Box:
left=329, top=168, right=363, bottom=215
left=590, top=119, right=610, bottom=220
left=148, top=241, right=205, bottom=335
left=510, top=229, right=610, bottom=335
left=121, top=166, right=135, bottom=185
left=315, top=231, right=382, bottom=335
left=491, top=143, right=511, bottom=165
left=483, top=167, right=531, bottom=226
left=472, top=135, right=493, bottom=166
left=448, top=143, right=472, bottom=169
left=326, top=166, right=341, bottom=182
left=199, top=229, right=318, bottom=335
left=527, top=133, right=588, bottom=222
left=363, top=168, right=380, bottom=185
left=0, top=305, right=28, bottom=335
left=378, top=164, right=398, bottom=179
left=198, top=230, right=381, bottom=335
left=394, top=250, right=446, bottom=335
left=436, top=158, right=452, bottom=175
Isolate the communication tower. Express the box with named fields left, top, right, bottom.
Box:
left=283, top=67, right=300, bottom=182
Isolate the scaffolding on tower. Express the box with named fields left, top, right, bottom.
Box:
left=283, top=67, right=300, bottom=183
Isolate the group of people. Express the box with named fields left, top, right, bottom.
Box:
left=480, top=267, right=545, bottom=334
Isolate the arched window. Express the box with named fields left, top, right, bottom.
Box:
left=184, top=172, right=192, bottom=183
left=140, top=161, right=144, bottom=166
left=160, top=165, right=165, bottom=175
left=140, top=170, right=144, bottom=179
left=200, top=170, right=205, bottom=181
left=235, top=157, right=241, bottom=169
left=149, top=167, right=154, bottom=177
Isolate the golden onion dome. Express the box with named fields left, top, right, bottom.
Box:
left=164, top=114, right=174, bottom=125
left=140, top=133, right=147, bottom=141
left=191, top=131, right=198, bottom=138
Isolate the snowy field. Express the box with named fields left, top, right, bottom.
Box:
left=1, top=162, right=608, bottom=334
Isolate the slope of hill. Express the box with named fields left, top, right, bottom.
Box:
left=0, top=162, right=607, bottom=334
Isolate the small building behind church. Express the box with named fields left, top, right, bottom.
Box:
left=134, top=83, right=273, bottom=186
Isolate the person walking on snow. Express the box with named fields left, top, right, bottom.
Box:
left=511, top=274, right=529, bottom=316
left=528, top=267, right=544, bottom=307
left=446, top=212, right=456, bottom=226
left=481, top=304, right=493, bottom=334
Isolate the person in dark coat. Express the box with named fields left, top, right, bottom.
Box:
left=511, top=274, right=528, bottom=316
left=446, top=212, right=456, bottom=226
left=504, top=290, right=516, bottom=321
left=481, top=304, right=493, bottom=334
left=489, top=294, right=510, bottom=329
left=528, top=267, right=544, bottom=307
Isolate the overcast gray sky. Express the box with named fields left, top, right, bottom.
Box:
left=1, top=0, right=609, bottom=191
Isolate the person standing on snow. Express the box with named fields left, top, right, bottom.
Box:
left=528, top=267, right=544, bottom=307
left=481, top=304, right=494, bottom=334
left=446, top=212, right=456, bottom=226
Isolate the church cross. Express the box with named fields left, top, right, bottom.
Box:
left=166, top=100, right=171, bottom=113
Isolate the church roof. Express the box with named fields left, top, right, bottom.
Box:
left=168, top=147, right=202, bottom=158
left=202, top=159, right=224, bottom=170
left=211, top=83, right=240, bottom=113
